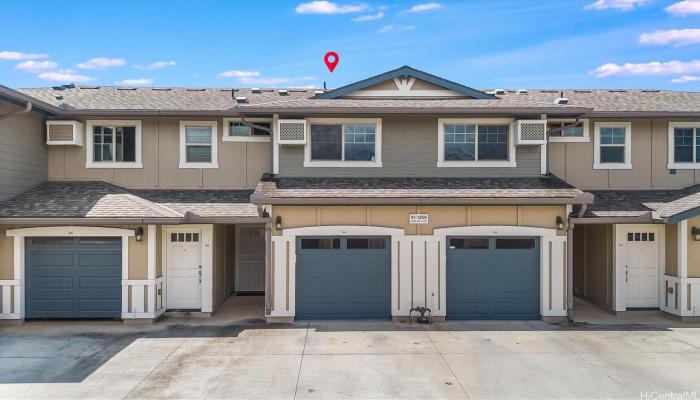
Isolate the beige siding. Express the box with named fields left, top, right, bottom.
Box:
left=0, top=226, right=15, bottom=279
left=573, top=224, right=614, bottom=310
left=688, top=216, right=700, bottom=278
left=666, top=224, right=678, bottom=276
left=0, top=102, right=48, bottom=201
left=552, top=117, right=700, bottom=189
left=48, top=116, right=271, bottom=189
left=213, top=224, right=227, bottom=309
left=272, top=205, right=567, bottom=236
left=279, top=116, right=542, bottom=177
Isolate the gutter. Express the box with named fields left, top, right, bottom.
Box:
left=569, top=214, right=655, bottom=224
left=0, top=85, right=63, bottom=115
left=0, top=101, right=32, bottom=120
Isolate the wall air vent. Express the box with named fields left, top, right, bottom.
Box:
left=46, top=120, right=83, bottom=146
left=277, top=119, right=306, bottom=145
left=515, top=120, right=547, bottom=145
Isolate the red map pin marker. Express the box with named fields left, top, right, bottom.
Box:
left=324, top=51, right=339, bottom=73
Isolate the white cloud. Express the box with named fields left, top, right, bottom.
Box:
left=0, top=51, right=47, bottom=61
left=584, top=0, right=649, bottom=11
left=77, top=57, right=126, bottom=70
left=639, top=29, right=700, bottom=46
left=220, top=70, right=314, bottom=86
left=295, top=1, right=367, bottom=14
left=135, top=61, right=176, bottom=70
left=665, top=0, right=700, bottom=16
left=671, top=75, right=700, bottom=83
left=118, top=78, right=153, bottom=85
left=15, top=60, right=58, bottom=72
left=405, top=2, right=443, bottom=12
left=590, top=60, right=700, bottom=77
left=378, top=24, right=415, bottom=33
left=37, top=69, right=95, bottom=82
left=352, top=11, right=383, bottom=21
left=220, top=70, right=261, bottom=78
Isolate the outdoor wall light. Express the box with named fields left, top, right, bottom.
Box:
left=692, top=227, right=700, bottom=241
left=135, top=227, right=144, bottom=242
left=275, top=216, right=283, bottom=231
left=556, top=216, right=565, bottom=230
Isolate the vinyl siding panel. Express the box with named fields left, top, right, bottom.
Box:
left=0, top=103, right=47, bottom=201
left=279, top=116, right=541, bottom=177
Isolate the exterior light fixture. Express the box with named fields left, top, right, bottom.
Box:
left=556, top=216, right=565, bottom=230
left=692, top=227, right=700, bottom=241
left=275, top=216, right=283, bottom=231
left=135, top=227, right=144, bottom=242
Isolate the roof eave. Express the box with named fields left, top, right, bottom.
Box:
left=251, top=195, right=591, bottom=206
left=588, top=111, right=700, bottom=118
left=236, top=106, right=594, bottom=115
left=0, top=85, right=63, bottom=115
left=0, top=216, right=268, bottom=225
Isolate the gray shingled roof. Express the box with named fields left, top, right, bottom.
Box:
left=586, top=185, right=700, bottom=220
left=0, top=181, right=260, bottom=220
left=14, top=86, right=700, bottom=115
left=252, top=176, right=587, bottom=205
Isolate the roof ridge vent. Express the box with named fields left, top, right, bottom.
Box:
left=278, top=89, right=289, bottom=95
left=517, top=89, right=528, bottom=95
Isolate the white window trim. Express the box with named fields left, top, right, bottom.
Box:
left=85, top=120, right=143, bottom=169
left=222, top=117, right=272, bottom=143
left=548, top=118, right=590, bottom=143
left=667, top=122, right=700, bottom=170
left=179, top=120, right=219, bottom=169
left=303, top=118, right=382, bottom=168
left=437, top=118, right=516, bottom=168
left=593, top=121, right=632, bottom=170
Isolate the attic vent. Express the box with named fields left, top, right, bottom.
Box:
left=277, top=119, right=306, bottom=144
left=493, top=89, right=505, bottom=95
left=54, top=94, right=64, bottom=100
left=252, top=88, right=261, bottom=93
left=517, top=89, right=528, bottom=95
left=278, top=89, right=289, bottom=95
left=574, top=90, right=592, bottom=93
left=235, top=96, right=247, bottom=103
left=515, top=120, right=547, bottom=145
left=314, top=90, right=325, bottom=95
left=609, top=89, right=627, bottom=93
left=152, top=88, right=172, bottom=91
left=554, top=97, right=569, bottom=105
left=46, top=120, right=83, bottom=146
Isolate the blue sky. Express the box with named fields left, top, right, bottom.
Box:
left=2, top=0, right=700, bottom=90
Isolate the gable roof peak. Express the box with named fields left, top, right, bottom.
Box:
left=315, top=65, right=497, bottom=100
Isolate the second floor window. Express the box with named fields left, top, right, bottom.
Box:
left=593, top=122, right=631, bottom=170
left=179, top=121, right=218, bottom=168
left=310, top=123, right=377, bottom=161
left=443, top=123, right=509, bottom=161
left=93, top=125, right=136, bottom=163
left=669, top=123, right=700, bottom=169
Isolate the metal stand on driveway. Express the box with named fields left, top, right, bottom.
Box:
left=409, top=306, right=432, bottom=324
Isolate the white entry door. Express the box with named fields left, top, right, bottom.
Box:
left=167, top=231, right=202, bottom=310
left=625, top=231, right=659, bottom=308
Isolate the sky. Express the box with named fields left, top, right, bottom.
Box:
left=2, top=0, right=700, bottom=90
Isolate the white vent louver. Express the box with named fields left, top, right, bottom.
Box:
left=515, top=120, right=547, bottom=145
left=46, top=120, right=83, bottom=146
left=277, top=119, right=306, bottom=145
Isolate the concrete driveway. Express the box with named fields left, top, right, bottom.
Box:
left=1, top=319, right=699, bottom=399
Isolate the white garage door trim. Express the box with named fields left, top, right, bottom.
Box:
left=4, top=226, right=134, bottom=319
left=613, top=224, right=665, bottom=312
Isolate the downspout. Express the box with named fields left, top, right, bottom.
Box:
left=0, top=101, right=32, bottom=120
left=264, top=221, right=272, bottom=316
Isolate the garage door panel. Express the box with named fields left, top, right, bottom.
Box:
left=26, top=237, right=122, bottom=319
left=296, top=237, right=390, bottom=320
left=447, top=237, right=540, bottom=320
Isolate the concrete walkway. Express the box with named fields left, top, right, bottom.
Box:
left=1, top=319, right=699, bottom=399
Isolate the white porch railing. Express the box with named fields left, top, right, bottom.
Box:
left=0, top=280, right=20, bottom=319
left=662, top=275, right=700, bottom=317
left=121, top=277, right=165, bottom=320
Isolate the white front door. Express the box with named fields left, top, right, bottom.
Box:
left=167, top=231, right=202, bottom=310
left=624, top=231, right=660, bottom=308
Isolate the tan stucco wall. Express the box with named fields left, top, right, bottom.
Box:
left=550, top=118, right=700, bottom=190
left=47, top=116, right=271, bottom=189
left=666, top=223, right=678, bottom=276
left=272, top=205, right=567, bottom=236
left=688, top=216, right=700, bottom=278
left=0, top=226, right=16, bottom=279
left=573, top=224, right=614, bottom=310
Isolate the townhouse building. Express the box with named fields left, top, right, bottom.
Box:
left=0, top=66, right=698, bottom=323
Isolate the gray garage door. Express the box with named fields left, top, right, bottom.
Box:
left=447, top=237, right=540, bottom=320
left=296, top=236, right=391, bottom=320
left=25, top=237, right=122, bottom=319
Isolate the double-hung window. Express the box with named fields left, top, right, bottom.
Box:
left=304, top=119, right=382, bottom=167
left=86, top=120, right=142, bottom=168
left=438, top=119, right=515, bottom=167
left=179, top=121, right=218, bottom=168
left=593, top=122, right=632, bottom=169
left=222, top=118, right=271, bottom=142
left=668, top=123, right=700, bottom=169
